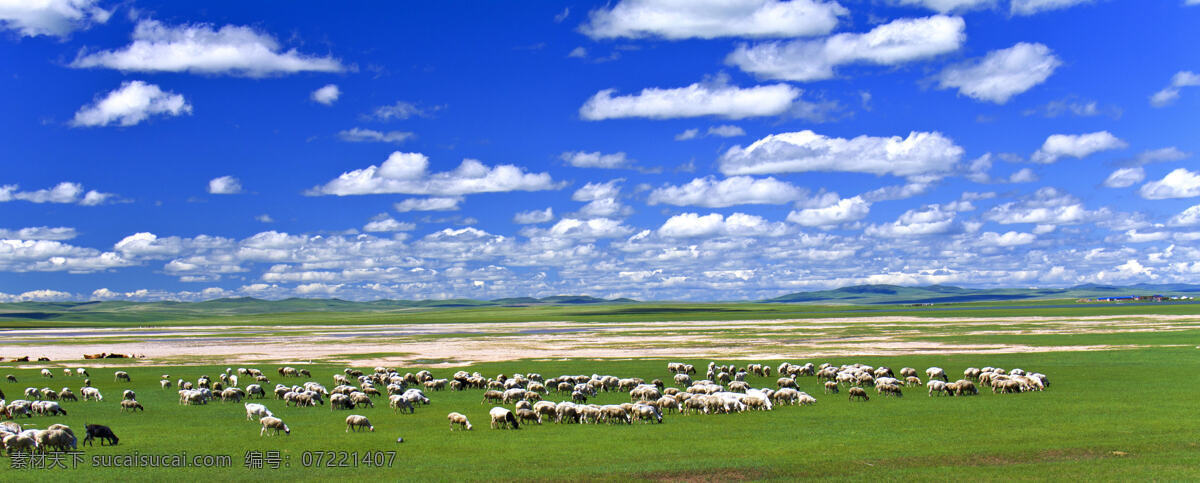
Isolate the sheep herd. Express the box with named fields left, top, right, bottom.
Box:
left=0, top=359, right=1050, bottom=454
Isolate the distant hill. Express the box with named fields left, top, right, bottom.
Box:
left=765, top=283, right=1200, bottom=305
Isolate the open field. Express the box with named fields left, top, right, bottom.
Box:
left=2, top=303, right=1199, bottom=480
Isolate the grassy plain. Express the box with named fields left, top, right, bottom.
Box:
left=0, top=301, right=1198, bottom=480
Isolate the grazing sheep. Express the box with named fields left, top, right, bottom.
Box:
left=777, top=377, right=797, bottom=389
left=673, top=373, right=692, bottom=387
left=83, top=424, right=118, bottom=446
left=388, top=395, right=415, bottom=414
left=120, top=400, right=145, bottom=412
left=123, top=389, right=136, bottom=401
left=824, top=381, right=839, bottom=394
left=33, top=400, right=68, bottom=416
left=877, top=384, right=903, bottom=398
left=246, top=384, right=265, bottom=399
left=5, top=375, right=15, bottom=383
left=349, top=392, right=374, bottom=408
left=927, top=380, right=947, bottom=397
left=245, top=403, right=273, bottom=421
left=950, top=379, right=978, bottom=396
left=925, top=367, right=948, bottom=382
left=114, top=371, right=131, bottom=382
left=5, top=434, right=36, bottom=454
left=905, top=376, right=922, bottom=387
left=41, top=369, right=53, bottom=378
left=848, top=387, right=869, bottom=401
left=346, top=415, right=375, bottom=432
left=489, top=407, right=520, bottom=429
left=82, top=387, right=103, bottom=401
left=447, top=412, right=472, bottom=430
left=515, top=408, right=541, bottom=425
left=58, top=388, right=77, bottom=402
left=260, top=416, right=290, bottom=436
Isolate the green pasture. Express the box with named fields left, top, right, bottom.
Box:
left=2, top=346, right=1198, bottom=480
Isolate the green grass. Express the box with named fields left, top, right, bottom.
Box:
left=2, top=347, right=1198, bottom=480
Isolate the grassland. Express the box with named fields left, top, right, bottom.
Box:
left=1, top=302, right=1198, bottom=480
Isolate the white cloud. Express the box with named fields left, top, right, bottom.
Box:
left=936, top=42, right=1060, bottom=104
left=891, top=0, right=997, bottom=13
left=71, top=20, right=344, bottom=77
left=394, top=197, right=463, bottom=212
left=0, top=182, right=116, bottom=206
left=580, top=77, right=801, bottom=120
left=985, top=187, right=1097, bottom=225
left=865, top=205, right=958, bottom=237
left=581, top=0, right=847, bottom=40
left=707, top=125, right=746, bottom=137
left=561, top=151, right=635, bottom=169
left=1139, top=168, right=1200, bottom=200
left=787, top=196, right=870, bottom=227
left=862, top=182, right=932, bottom=202
left=207, top=175, right=243, bottom=195
left=1030, top=131, right=1127, bottom=164
left=513, top=207, right=554, bottom=224
left=718, top=130, right=963, bottom=178
left=1150, top=71, right=1200, bottom=107
left=370, top=101, right=429, bottom=121
left=1103, top=167, right=1145, bottom=188
left=658, top=212, right=787, bottom=238
left=0, top=227, right=77, bottom=241
left=568, top=46, right=588, bottom=58
left=572, top=179, right=624, bottom=202
left=0, top=289, right=74, bottom=302
left=648, top=176, right=806, bottom=207
left=0, top=238, right=130, bottom=273
left=311, top=151, right=562, bottom=196
left=577, top=198, right=633, bottom=218
left=71, top=81, right=191, bottom=127
left=255, top=214, right=274, bottom=223
left=727, top=15, right=965, bottom=82
left=1008, top=168, right=1038, bottom=183
left=311, top=84, right=340, bottom=105
left=674, top=128, right=700, bottom=141
left=546, top=218, right=632, bottom=239
left=977, top=231, right=1036, bottom=247
left=0, top=0, right=110, bottom=38
left=1168, top=204, right=1200, bottom=227
left=363, top=217, right=415, bottom=232
left=338, top=128, right=414, bottom=144
left=1131, top=147, right=1189, bottom=165
left=1011, top=0, right=1093, bottom=16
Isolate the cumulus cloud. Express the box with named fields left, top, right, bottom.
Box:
left=1139, top=168, right=1200, bottom=200
left=891, top=0, right=997, bottom=13
left=0, top=238, right=129, bottom=273
left=1150, top=71, right=1200, bottom=107
left=674, top=128, right=700, bottom=141
left=71, top=81, right=191, bottom=127
left=0, top=0, right=110, bottom=38
left=1008, top=168, right=1038, bottom=183
left=708, top=125, right=746, bottom=137
left=658, top=212, right=787, bottom=238
left=718, top=130, right=963, bottom=179
left=787, top=196, right=870, bottom=227
left=255, top=214, right=274, bottom=223
left=977, top=231, right=1036, bottom=246
left=1103, top=167, right=1145, bottom=188
left=363, top=217, right=415, bottom=232
left=936, top=42, right=1060, bottom=104
left=545, top=218, right=632, bottom=238
left=580, top=76, right=802, bottom=120
left=311, top=84, right=340, bottom=105
left=71, top=20, right=344, bottom=77
left=1168, top=204, right=1200, bottom=227
left=727, top=15, right=965, bottom=82
left=338, top=128, right=414, bottom=144
left=561, top=151, right=635, bottom=169
left=1030, top=131, right=1127, bottom=164
left=310, top=151, right=562, bottom=196
left=581, top=0, right=847, bottom=40
left=0, top=227, right=77, bottom=241
left=985, top=187, right=1098, bottom=225
left=572, top=179, right=624, bottom=202
left=0, top=182, right=115, bottom=206
left=648, top=176, right=806, bottom=207
left=513, top=207, right=554, bottom=224
left=0, top=289, right=74, bottom=302
left=865, top=204, right=958, bottom=237
left=394, top=197, right=463, bottom=212
left=1010, top=0, right=1093, bottom=15
left=207, top=175, right=243, bottom=195
left=369, top=101, right=431, bottom=121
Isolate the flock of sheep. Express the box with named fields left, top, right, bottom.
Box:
left=1, top=359, right=1049, bottom=453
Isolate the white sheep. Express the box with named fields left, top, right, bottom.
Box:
left=245, top=403, right=273, bottom=421
left=925, top=367, right=948, bottom=382
left=388, top=395, right=414, bottom=414
left=345, top=415, right=375, bottom=432
left=260, top=416, right=290, bottom=436
left=81, top=387, right=103, bottom=401
left=489, top=407, right=520, bottom=429
left=447, top=412, right=472, bottom=430
left=41, top=369, right=52, bottom=378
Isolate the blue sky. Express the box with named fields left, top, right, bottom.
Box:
left=1, top=0, right=1199, bottom=302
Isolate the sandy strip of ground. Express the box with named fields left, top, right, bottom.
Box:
left=2, top=314, right=1195, bottom=367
